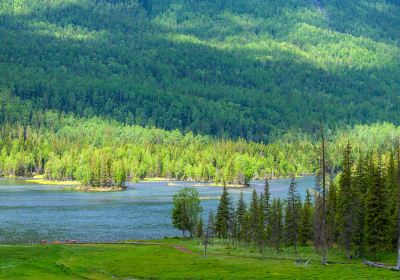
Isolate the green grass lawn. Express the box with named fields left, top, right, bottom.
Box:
left=0, top=239, right=398, bottom=279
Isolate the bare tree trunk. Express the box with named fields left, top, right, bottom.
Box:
left=397, top=148, right=400, bottom=269
left=345, top=235, right=351, bottom=260
left=321, top=123, right=327, bottom=265
left=204, top=210, right=213, bottom=257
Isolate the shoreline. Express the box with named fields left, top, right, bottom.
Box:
left=1, top=174, right=312, bottom=192
left=145, top=178, right=248, bottom=188
left=24, top=175, right=80, bottom=186
left=76, top=186, right=126, bottom=192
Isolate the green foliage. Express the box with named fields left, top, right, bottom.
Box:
left=1, top=1, right=400, bottom=141
left=0, top=111, right=320, bottom=187
left=364, top=158, right=390, bottom=254
left=352, top=156, right=368, bottom=257
left=299, top=189, right=314, bottom=245
left=337, top=142, right=355, bottom=258
left=195, top=218, right=204, bottom=239
left=326, top=180, right=338, bottom=246
left=284, top=177, right=301, bottom=253
left=215, top=186, right=233, bottom=239
left=270, top=198, right=284, bottom=252
left=172, top=187, right=202, bottom=237
left=234, top=191, right=247, bottom=242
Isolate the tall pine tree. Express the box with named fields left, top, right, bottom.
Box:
left=365, top=157, right=389, bottom=255
left=249, top=189, right=259, bottom=244
left=299, top=189, right=314, bottom=245
left=270, top=198, right=283, bottom=253
left=326, top=181, right=338, bottom=247
left=352, top=156, right=368, bottom=257
left=285, top=176, right=301, bottom=254
left=235, top=190, right=247, bottom=243
left=337, top=142, right=355, bottom=259
left=215, top=186, right=232, bottom=239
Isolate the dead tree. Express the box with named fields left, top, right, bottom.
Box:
left=320, top=123, right=328, bottom=265
left=397, top=148, right=400, bottom=270
left=204, top=209, right=214, bottom=257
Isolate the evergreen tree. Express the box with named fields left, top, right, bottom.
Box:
left=352, top=156, right=368, bottom=257
left=326, top=181, right=338, bottom=247
left=284, top=176, right=301, bottom=254
left=215, top=186, right=232, bottom=239
left=337, top=142, right=355, bottom=259
left=264, top=177, right=271, bottom=243
left=353, top=157, right=369, bottom=256
left=299, top=189, right=314, bottom=245
left=235, top=191, right=247, bottom=243
left=249, top=189, right=259, bottom=243
left=314, top=123, right=328, bottom=264
left=264, top=177, right=271, bottom=219
left=270, top=198, right=283, bottom=253
left=365, top=157, right=389, bottom=255
left=386, top=152, right=398, bottom=250
left=257, top=194, right=266, bottom=255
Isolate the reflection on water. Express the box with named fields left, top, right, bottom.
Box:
left=0, top=176, right=315, bottom=244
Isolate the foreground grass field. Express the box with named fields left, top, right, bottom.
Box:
left=0, top=239, right=398, bottom=279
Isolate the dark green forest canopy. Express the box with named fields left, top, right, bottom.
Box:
left=1, top=0, right=400, bottom=141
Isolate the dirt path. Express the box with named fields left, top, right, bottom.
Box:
left=172, top=245, right=194, bottom=254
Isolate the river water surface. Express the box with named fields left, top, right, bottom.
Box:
left=0, top=176, right=315, bottom=243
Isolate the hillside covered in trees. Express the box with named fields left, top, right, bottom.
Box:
left=1, top=0, right=400, bottom=141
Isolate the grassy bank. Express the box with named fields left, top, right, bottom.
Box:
left=0, top=239, right=398, bottom=279
left=23, top=175, right=80, bottom=186
left=21, top=175, right=248, bottom=189
left=21, top=175, right=124, bottom=192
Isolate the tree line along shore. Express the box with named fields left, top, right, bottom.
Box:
left=2, top=111, right=400, bottom=190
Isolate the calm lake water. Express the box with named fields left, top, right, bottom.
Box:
left=0, top=176, right=315, bottom=244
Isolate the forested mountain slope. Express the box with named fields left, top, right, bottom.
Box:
left=1, top=0, right=400, bottom=141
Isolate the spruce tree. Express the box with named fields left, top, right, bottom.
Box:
left=270, top=198, right=283, bottom=253
left=285, top=176, right=301, bottom=254
left=326, top=181, right=338, bottom=247
left=264, top=178, right=271, bottom=243
left=386, top=153, right=398, bottom=250
left=299, top=189, right=314, bottom=245
left=235, top=191, right=247, bottom=243
left=314, top=123, right=328, bottom=264
left=215, top=186, right=232, bottom=239
left=337, top=142, right=355, bottom=259
left=249, top=189, right=259, bottom=244
left=264, top=177, right=271, bottom=218
left=352, top=155, right=368, bottom=257
left=257, top=194, right=266, bottom=254
left=365, top=157, right=389, bottom=255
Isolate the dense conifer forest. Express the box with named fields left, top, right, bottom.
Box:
left=1, top=0, right=400, bottom=141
